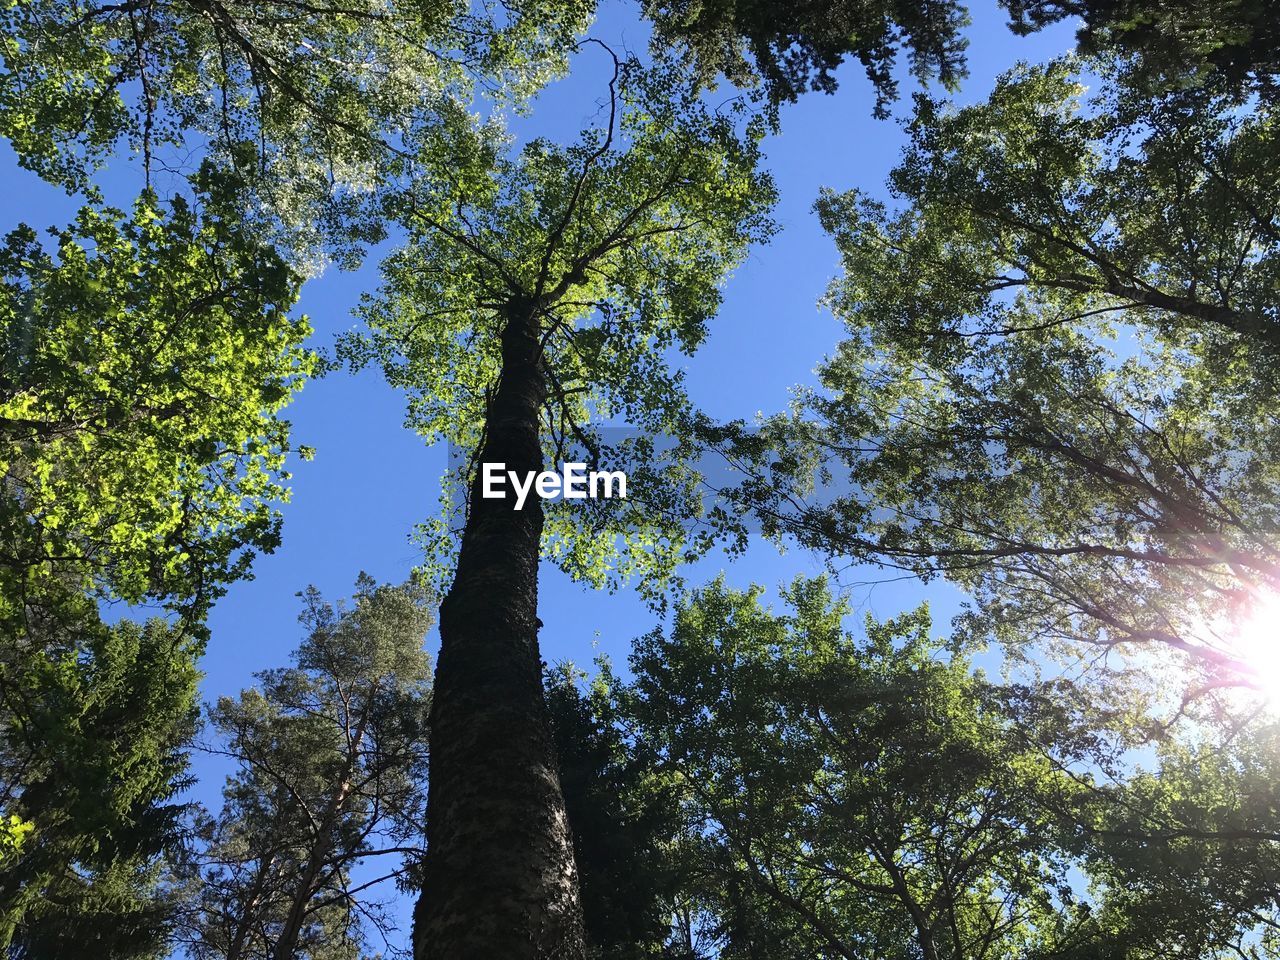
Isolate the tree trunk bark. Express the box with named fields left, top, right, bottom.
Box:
left=414, top=303, right=585, bottom=960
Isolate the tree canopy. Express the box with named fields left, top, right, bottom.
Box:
left=0, top=614, right=200, bottom=957
left=6, top=0, right=1280, bottom=956
left=644, top=0, right=970, bottom=116
left=1003, top=0, right=1280, bottom=100
left=567, top=576, right=1280, bottom=960
left=641, top=0, right=1280, bottom=118
left=721, top=57, right=1280, bottom=702
left=354, top=53, right=776, bottom=595
left=0, top=178, right=313, bottom=635
left=181, top=576, right=433, bottom=960
left=0, top=0, right=594, bottom=260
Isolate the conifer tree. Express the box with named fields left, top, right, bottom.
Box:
left=183, top=577, right=433, bottom=960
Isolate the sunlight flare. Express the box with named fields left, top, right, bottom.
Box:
left=1229, top=593, right=1280, bottom=701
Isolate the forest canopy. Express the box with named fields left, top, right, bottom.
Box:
left=1, top=0, right=1279, bottom=958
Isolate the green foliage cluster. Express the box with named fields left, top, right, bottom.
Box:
left=723, top=57, right=1280, bottom=696
left=0, top=179, right=313, bottom=633
left=644, top=0, right=970, bottom=116
left=643, top=0, right=1278, bottom=118
left=0, top=0, right=595, bottom=261
left=0, top=615, right=200, bottom=958
left=1003, top=0, right=1280, bottom=100
left=619, top=579, right=1089, bottom=959
left=352, top=56, right=776, bottom=599
left=556, top=578, right=1280, bottom=960
left=0, top=814, right=31, bottom=864
left=0, top=179, right=314, bottom=951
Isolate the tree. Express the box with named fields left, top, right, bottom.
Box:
left=0, top=177, right=313, bottom=635
left=617, top=578, right=1092, bottom=960
left=0, top=614, right=200, bottom=958
left=0, top=1, right=584, bottom=951
left=180, top=576, right=433, bottom=960
left=0, top=0, right=597, bottom=630
left=1061, top=725, right=1280, bottom=960
left=716, top=58, right=1280, bottom=702
left=0, top=181, right=312, bottom=946
left=582, top=576, right=1280, bottom=959
left=351, top=53, right=774, bottom=959
left=644, top=0, right=969, bottom=116
left=642, top=0, right=1278, bottom=118
left=0, top=0, right=592, bottom=260
left=1002, top=0, right=1280, bottom=100
left=545, top=663, right=685, bottom=960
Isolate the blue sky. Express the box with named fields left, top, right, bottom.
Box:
left=0, top=0, right=1077, bottom=947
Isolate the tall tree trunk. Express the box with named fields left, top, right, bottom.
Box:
left=414, top=303, right=585, bottom=960
left=272, top=694, right=373, bottom=960
left=226, top=853, right=274, bottom=960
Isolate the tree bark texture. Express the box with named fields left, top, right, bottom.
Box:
left=414, top=304, right=586, bottom=960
